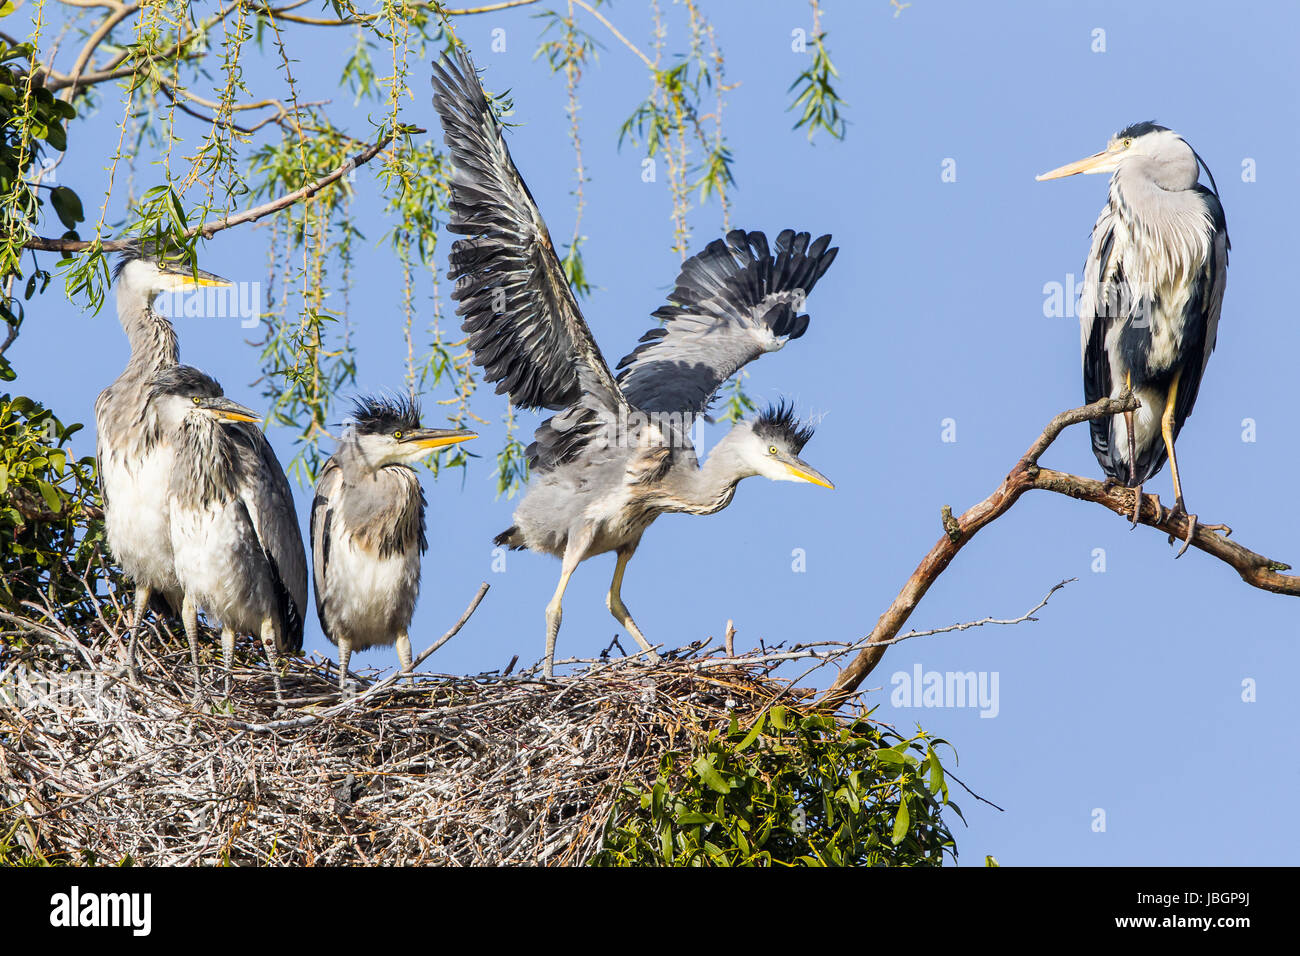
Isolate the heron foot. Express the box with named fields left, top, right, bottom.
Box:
left=1166, top=498, right=1197, bottom=559
left=1129, top=484, right=1143, bottom=528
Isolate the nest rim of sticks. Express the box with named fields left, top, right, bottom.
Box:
left=0, top=583, right=860, bottom=867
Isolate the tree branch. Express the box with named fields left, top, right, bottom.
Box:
left=819, top=393, right=1299, bottom=711
left=21, top=130, right=399, bottom=253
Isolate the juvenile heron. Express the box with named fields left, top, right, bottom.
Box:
left=95, top=247, right=230, bottom=668
left=147, top=365, right=307, bottom=699
left=1037, top=122, right=1229, bottom=556
left=310, top=396, right=476, bottom=689
left=433, top=49, right=837, bottom=678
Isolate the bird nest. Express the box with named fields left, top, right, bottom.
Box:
left=0, top=590, right=834, bottom=866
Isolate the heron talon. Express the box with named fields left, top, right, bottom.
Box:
left=1165, top=499, right=1197, bottom=558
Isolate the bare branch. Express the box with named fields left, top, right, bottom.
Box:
left=819, top=394, right=1299, bottom=710
left=22, top=130, right=399, bottom=253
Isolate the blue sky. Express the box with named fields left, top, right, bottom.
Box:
left=11, top=0, right=1299, bottom=865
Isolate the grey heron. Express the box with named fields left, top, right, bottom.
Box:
left=146, top=365, right=307, bottom=699
left=1037, top=122, right=1229, bottom=556
left=94, top=247, right=230, bottom=672
left=310, top=396, right=476, bottom=689
left=432, top=49, right=838, bottom=678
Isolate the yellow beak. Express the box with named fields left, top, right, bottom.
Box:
left=1036, top=148, right=1121, bottom=181
left=786, top=461, right=835, bottom=490
left=412, top=430, right=478, bottom=449
left=211, top=409, right=260, bottom=424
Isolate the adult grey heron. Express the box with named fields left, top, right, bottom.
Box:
left=1037, top=122, right=1229, bottom=556
left=146, top=365, right=307, bottom=699
left=432, top=49, right=837, bottom=678
left=94, top=247, right=230, bottom=671
left=310, top=396, right=476, bottom=689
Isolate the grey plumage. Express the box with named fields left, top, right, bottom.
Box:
left=147, top=364, right=308, bottom=699
left=432, top=47, right=838, bottom=678
left=310, top=395, right=475, bottom=688
left=94, top=248, right=239, bottom=674
left=1039, top=122, right=1229, bottom=553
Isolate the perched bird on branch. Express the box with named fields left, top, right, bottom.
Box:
left=1038, top=122, right=1229, bottom=556
left=432, top=48, right=837, bottom=678
left=310, top=396, right=476, bottom=689
left=95, top=246, right=231, bottom=673
left=147, top=365, right=307, bottom=700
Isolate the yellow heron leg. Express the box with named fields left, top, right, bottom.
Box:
left=1161, top=369, right=1199, bottom=558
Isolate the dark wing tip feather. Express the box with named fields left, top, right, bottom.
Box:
left=614, top=228, right=837, bottom=413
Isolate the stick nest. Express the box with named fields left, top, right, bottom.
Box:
left=1, top=603, right=822, bottom=866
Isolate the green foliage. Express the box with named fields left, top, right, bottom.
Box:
left=0, top=40, right=83, bottom=379
left=0, top=394, right=118, bottom=632
left=788, top=31, right=848, bottom=142
left=596, top=705, right=960, bottom=866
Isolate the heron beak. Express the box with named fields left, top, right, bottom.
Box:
left=406, top=428, right=478, bottom=450
left=1035, top=147, right=1121, bottom=181
left=169, top=266, right=233, bottom=289
left=201, top=397, right=261, bottom=424
left=785, top=457, right=835, bottom=490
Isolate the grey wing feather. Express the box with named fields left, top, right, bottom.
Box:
left=230, top=425, right=308, bottom=653
left=615, top=229, right=838, bottom=414
left=1080, top=206, right=1119, bottom=471
left=431, top=47, right=625, bottom=417
left=309, top=459, right=341, bottom=644
left=1171, top=187, right=1229, bottom=432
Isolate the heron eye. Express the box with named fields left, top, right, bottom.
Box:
left=192, top=396, right=201, bottom=405
left=1123, top=138, right=1133, bottom=148
left=394, top=430, right=403, bottom=440
left=768, top=445, right=779, bottom=455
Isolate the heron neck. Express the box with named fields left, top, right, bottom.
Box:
left=172, top=415, right=243, bottom=507
left=116, top=283, right=179, bottom=374
left=671, top=430, right=751, bottom=516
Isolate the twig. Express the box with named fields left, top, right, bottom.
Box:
left=22, top=131, right=400, bottom=253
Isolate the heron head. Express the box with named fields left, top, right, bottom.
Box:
left=147, top=365, right=260, bottom=430
left=735, top=400, right=833, bottom=489
left=1036, top=122, right=1201, bottom=190
left=347, top=394, right=477, bottom=468
left=113, top=242, right=232, bottom=299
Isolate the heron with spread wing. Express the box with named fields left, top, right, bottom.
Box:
left=432, top=49, right=838, bottom=678
left=1038, top=122, right=1229, bottom=556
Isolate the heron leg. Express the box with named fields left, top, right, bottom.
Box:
left=337, top=636, right=352, bottom=692
left=544, top=554, right=582, bottom=680
left=606, top=546, right=662, bottom=665
left=1160, top=370, right=1198, bottom=559
left=180, top=593, right=202, bottom=701
left=260, top=617, right=285, bottom=705
left=396, top=631, right=413, bottom=678
left=221, top=628, right=235, bottom=698
left=125, top=584, right=151, bottom=685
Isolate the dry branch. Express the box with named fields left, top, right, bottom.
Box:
left=819, top=394, right=1299, bottom=710
left=22, top=131, right=398, bottom=253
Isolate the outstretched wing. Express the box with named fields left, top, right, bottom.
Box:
left=431, top=47, right=625, bottom=417
left=230, top=425, right=308, bottom=653
left=615, top=229, right=837, bottom=414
